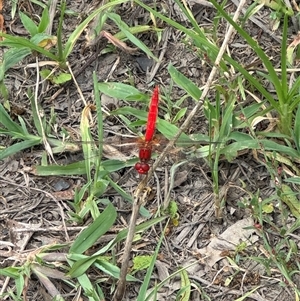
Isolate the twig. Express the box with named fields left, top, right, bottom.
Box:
left=67, top=62, right=88, bottom=106
left=112, top=186, right=151, bottom=301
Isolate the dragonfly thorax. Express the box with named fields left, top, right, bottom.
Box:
left=138, top=147, right=152, bottom=162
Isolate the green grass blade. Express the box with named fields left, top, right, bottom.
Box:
left=0, top=48, right=31, bottom=80
left=0, top=33, right=58, bottom=61
left=57, top=0, right=66, bottom=62
left=137, top=222, right=168, bottom=301
left=34, top=158, right=137, bottom=176
left=0, top=139, right=42, bottom=160
left=107, top=12, right=158, bottom=61
left=98, top=82, right=144, bottom=100
left=173, top=0, right=206, bottom=37
left=68, top=255, right=98, bottom=278
left=134, top=0, right=227, bottom=70
left=0, top=103, right=24, bottom=133
left=107, top=176, right=150, bottom=217
left=76, top=273, right=101, bottom=300
left=168, top=64, right=202, bottom=101
left=95, top=259, right=138, bottom=281
left=28, top=90, right=45, bottom=137
left=178, top=270, right=191, bottom=301
left=94, top=216, right=166, bottom=256
left=93, top=72, right=103, bottom=162
left=134, top=0, right=277, bottom=111
left=294, top=104, right=300, bottom=152
left=38, top=7, right=50, bottom=33
left=35, top=160, right=87, bottom=176
left=19, top=11, right=38, bottom=36
left=280, top=14, right=288, bottom=101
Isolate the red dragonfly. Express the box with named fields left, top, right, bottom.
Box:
left=134, top=85, right=159, bottom=174
left=107, top=85, right=213, bottom=175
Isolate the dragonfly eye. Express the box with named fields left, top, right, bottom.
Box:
left=135, top=162, right=150, bottom=174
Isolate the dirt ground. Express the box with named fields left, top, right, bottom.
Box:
left=0, top=0, right=300, bottom=300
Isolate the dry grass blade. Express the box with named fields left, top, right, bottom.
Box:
left=102, top=30, right=137, bottom=53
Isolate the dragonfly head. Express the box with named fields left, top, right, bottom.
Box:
left=135, top=162, right=150, bottom=174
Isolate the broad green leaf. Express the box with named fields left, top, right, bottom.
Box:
left=262, top=140, right=300, bottom=158
left=102, top=158, right=137, bottom=172
left=132, top=255, right=152, bottom=273
left=221, top=139, right=300, bottom=161
left=95, top=259, right=138, bottom=281
left=15, top=274, right=24, bottom=298
left=52, top=73, right=71, bottom=84
left=111, top=107, right=147, bottom=121
left=94, top=216, right=167, bottom=256
left=35, top=160, right=89, bottom=176
left=257, top=0, right=294, bottom=15
left=35, top=158, right=137, bottom=176
left=0, top=103, right=24, bottom=132
left=69, top=202, right=117, bottom=254
left=262, top=203, right=274, bottom=213
left=30, top=33, right=56, bottom=47
left=68, top=255, right=98, bottom=277
left=0, top=139, right=42, bottom=160
left=76, top=273, right=102, bottom=299
left=38, top=7, right=50, bottom=33
left=157, top=119, right=191, bottom=142
left=0, top=267, right=22, bottom=278
left=172, top=107, right=187, bottom=123
left=284, top=177, right=300, bottom=184
left=114, top=25, right=160, bottom=40
left=98, top=82, right=145, bottom=101
left=19, top=11, right=38, bottom=36
left=0, top=48, right=31, bottom=80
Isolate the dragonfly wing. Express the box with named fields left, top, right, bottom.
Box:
left=102, top=144, right=138, bottom=161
